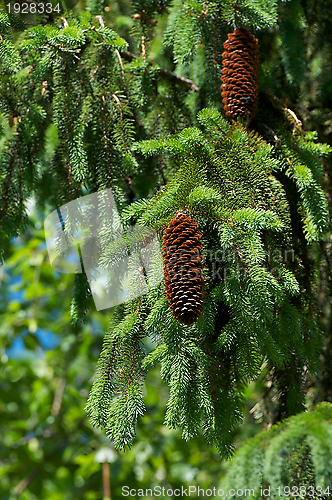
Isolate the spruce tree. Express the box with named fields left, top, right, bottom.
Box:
left=1, top=0, right=331, bottom=459
left=219, top=402, right=332, bottom=498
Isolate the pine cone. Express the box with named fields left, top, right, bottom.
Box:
left=220, top=28, right=259, bottom=122
left=162, top=211, right=204, bottom=326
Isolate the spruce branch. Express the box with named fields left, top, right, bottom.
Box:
left=1, top=2, right=329, bottom=463
left=119, top=49, right=200, bottom=92
left=100, top=94, right=113, bottom=186
left=0, top=140, right=18, bottom=223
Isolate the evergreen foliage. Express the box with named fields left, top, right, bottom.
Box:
left=219, top=402, right=332, bottom=498
left=1, top=0, right=332, bottom=461
left=118, top=109, right=329, bottom=455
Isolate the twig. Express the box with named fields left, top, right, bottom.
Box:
left=249, top=399, right=264, bottom=414
left=111, top=93, right=129, bottom=154
left=51, top=377, right=67, bottom=417
left=14, top=468, right=39, bottom=496
left=141, top=35, right=146, bottom=59
left=262, top=123, right=297, bottom=170
left=100, top=95, right=112, bottom=184
left=159, top=67, right=200, bottom=92
left=119, top=50, right=200, bottom=92
left=96, top=15, right=105, bottom=28
left=13, top=417, right=87, bottom=496
left=61, top=17, right=69, bottom=28
left=115, top=49, right=126, bottom=90
left=13, top=377, right=69, bottom=496
left=102, top=462, right=111, bottom=499
left=266, top=92, right=302, bottom=134
left=262, top=123, right=282, bottom=145
left=111, top=93, right=123, bottom=121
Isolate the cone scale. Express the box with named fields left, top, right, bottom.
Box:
left=221, top=27, right=259, bottom=122
left=162, top=211, right=204, bottom=326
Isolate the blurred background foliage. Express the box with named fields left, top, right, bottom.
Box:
left=0, top=205, right=266, bottom=498
left=1, top=0, right=332, bottom=497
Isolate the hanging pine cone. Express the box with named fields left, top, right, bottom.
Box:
left=220, top=27, right=259, bottom=122
left=162, top=211, right=205, bottom=326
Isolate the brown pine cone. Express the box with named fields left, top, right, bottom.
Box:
left=162, top=211, right=205, bottom=326
left=220, top=28, right=259, bottom=122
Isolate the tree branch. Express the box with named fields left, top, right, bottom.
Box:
left=119, top=50, right=200, bottom=92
